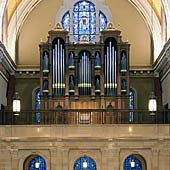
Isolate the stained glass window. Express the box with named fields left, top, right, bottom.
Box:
left=35, top=88, right=40, bottom=123
left=28, top=156, right=46, bottom=170
left=99, top=11, right=107, bottom=31
left=62, top=11, right=70, bottom=32
left=61, top=0, right=107, bottom=42
left=129, top=88, right=135, bottom=122
left=74, top=156, right=96, bottom=170
left=124, top=155, right=142, bottom=170
left=73, top=0, right=96, bottom=41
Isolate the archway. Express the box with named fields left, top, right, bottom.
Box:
left=23, top=154, right=46, bottom=170
left=124, top=154, right=146, bottom=170
left=74, top=156, right=96, bottom=170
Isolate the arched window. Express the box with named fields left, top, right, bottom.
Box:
left=34, top=88, right=40, bottom=123
left=24, top=155, right=46, bottom=170
left=61, top=0, right=107, bottom=42
left=74, top=156, right=96, bottom=170
left=73, top=0, right=96, bottom=41
left=124, top=155, right=144, bottom=170
left=35, top=88, right=40, bottom=110
left=62, top=11, right=70, bottom=32
left=99, top=11, right=107, bottom=31
left=129, top=88, right=135, bottom=122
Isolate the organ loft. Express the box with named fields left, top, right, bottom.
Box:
left=39, top=22, right=130, bottom=123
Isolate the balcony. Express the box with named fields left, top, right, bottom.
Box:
left=0, top=109, right=169, bottom=125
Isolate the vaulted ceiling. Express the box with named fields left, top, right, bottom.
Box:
left=0, top=0, right=170, bottom=68
left=5, top=0, right=163, bottom=23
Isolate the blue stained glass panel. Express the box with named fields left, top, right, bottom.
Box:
left=99, top=11, right=107, bottom=31
left=73, top=0, right=96, bottom=41
left=61, top=11, right=70, bottom=32
left=35, top=89, right=40, bottom=110
left=35, top=88, right=40, bottom=123
left=61, top=0, right=108, bottom=42
left=74, top=156, right=96, bottom=170
left=124, top=155, right=142, bottom=170
left=28, top=156, right=46, bottom=170
left=129, top=88, right=135, bottom=122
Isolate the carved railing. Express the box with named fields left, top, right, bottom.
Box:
left=0, top=109, right=169, bottom=125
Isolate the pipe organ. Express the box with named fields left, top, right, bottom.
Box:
left=40, top=23, right=130, bottom=111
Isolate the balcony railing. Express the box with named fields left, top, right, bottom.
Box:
left=0, top=109, right=169, bottom=125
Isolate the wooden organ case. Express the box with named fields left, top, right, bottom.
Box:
left=39, top=23, right=130, bottom=123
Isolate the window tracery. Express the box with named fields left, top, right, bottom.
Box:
left=74, top=156, right=96, bottom=170
left=61, top=0, right=107, bottom=42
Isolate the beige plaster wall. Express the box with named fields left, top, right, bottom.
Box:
left=17, top=0, right=151, bottom=67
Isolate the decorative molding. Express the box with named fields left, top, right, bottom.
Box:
left=130, top=70, right=154, bottom=77
left=0, top=41, right=16, bottom=75
left=154, top=38, right=170, bottom=81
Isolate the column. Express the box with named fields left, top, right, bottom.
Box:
left=151, top=148, right=159, bottom=170
left=50, top=147, right=63, bottom=170
left=10, top=149, right=18, bottom=170
left=62, top=148, right=69, bottom=170
left=0, top=148, right=11, bottom=170
left=159, top=149, right=170, bottom=170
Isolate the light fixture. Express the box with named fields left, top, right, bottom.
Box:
left=83, top=160, right=88, bottom=169
left=148, top=91, right=157, bottom=115
left=129, top=126, right=132, bottom=132
left=13, top=92, right=21, bottom=115
left=130, top=160, right=135, bottom=168
left=35, top=161, right=40, bottom=168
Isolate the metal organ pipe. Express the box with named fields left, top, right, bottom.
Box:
left=112, top=46, right=114, bottom=94
left=105, top=41, right=117, bottom=96
left=58, top=40, right=60, bottom=95
left=109, top=41, right=112, bottom=94
left=85, top=54, right=87, bottom=95
left=55, top=44, right=58, bottom=95
left=106, top=47, right=109, bottom=95
left=60, top=44, right=63, bottom=95
left=52, top=39, right=65, bottom=96
left=78, top=51, right=91, bottom=95
left=62, top=49, right=65, bottom=94
left=114, top=50, right=117, bottom=92
left=52, top=49, right=55, bottom=94
left=104, top=55, right=106, bottom=90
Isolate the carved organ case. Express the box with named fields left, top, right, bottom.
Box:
left=40, top=24, right=130, bottom=110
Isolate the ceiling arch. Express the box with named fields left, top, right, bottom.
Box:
left=0, top=0, right=169, bottom=64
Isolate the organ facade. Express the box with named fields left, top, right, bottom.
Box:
left=39, top=22, right=130, bottom=112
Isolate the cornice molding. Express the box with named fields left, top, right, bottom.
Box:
left=6, top=0, right=162, bottom=62
left=154, top=38, right=170, bottom=81
left=0, top=41, right=16, bottom=75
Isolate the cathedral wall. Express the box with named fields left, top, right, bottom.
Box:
left=14, top=75, right=154, bottom=110
left=15, top=77, right=39, bottom=110
left=162, top=74, right=170, bottom=108
left=0, top=125, right=169, bottom=170
left=130, top=76, right=154, bottom=110
left=0, top=74, right=7, bottom=107
left=17, top=0, right=151, bottom=67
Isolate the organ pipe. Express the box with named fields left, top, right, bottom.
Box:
left=105, top=41, right=117, bottom=96
left=78, top=51, right=91, bottom=95
left=52, top=39, right=65, bottom=96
